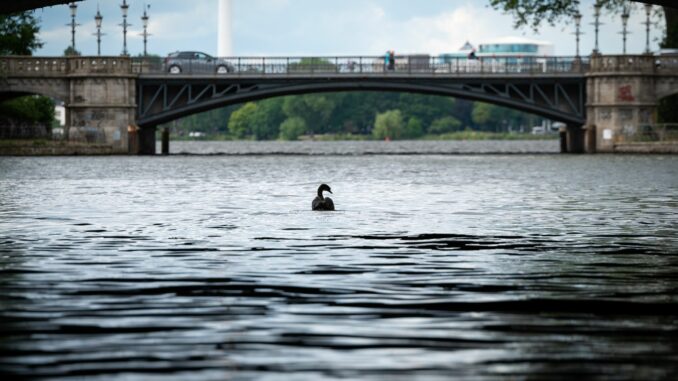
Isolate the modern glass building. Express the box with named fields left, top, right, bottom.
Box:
left=478, top=37, right=553, bottom=57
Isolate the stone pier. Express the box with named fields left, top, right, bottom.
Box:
left=1, top=57, right=136, bottom=154
left=66, top=58, right=136, bottom=153
left=586, top=55, right=678, bottom=153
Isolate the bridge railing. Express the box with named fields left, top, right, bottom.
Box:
left=0, top=57, right=68, bottom=76
left=0, top=56, right=132, bottom=76
left=132, top=55, right=589, bottom=76
left=656, top=55, right=678, bottom=74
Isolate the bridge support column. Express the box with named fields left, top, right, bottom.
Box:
left=138, top=127, right=156, bottom=155
left=560, top=124, right=586, bottom=153
left=161, top=127, right=169, bottom=155
left=584, top=124, right=597, bottom=153
left=62, top=58, right=137, bottom=154
left=586, top=55, right=658, bottom=153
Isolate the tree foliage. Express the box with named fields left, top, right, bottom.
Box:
left=282, top=95, right=335, bottom=135
left=490, top=0, right=633, bottom=29
left=429, top=116, right=462, bottom=134
left=404, top=117, right=424, bottom=138
left=279, top=117, right=307, bottom=140
left=166, top=92, right=546, bottom=139
left=488, top=0, right=676, bottom=48
left=228, top=102, right=258, bottom=139
left=63, top=46, right=81, bottom=56
left=0, top=12, right=42, bottom=55
left=373, top=110, right=404, bottom=140
left=0, top=13, right=55, bottom=131
left=251, top=98, right=286, bottom=140
left=0, top=96, right=55, bottom=125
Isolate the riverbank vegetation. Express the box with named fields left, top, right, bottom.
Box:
left=163, top=92, right=555, bottom=141
left=0, top=12, right=55, bottom=135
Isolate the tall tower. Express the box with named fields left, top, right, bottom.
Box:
left=218, top=0, right=232, bottom=57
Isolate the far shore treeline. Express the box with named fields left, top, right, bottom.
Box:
left=162, top=92, right=549, bottom=141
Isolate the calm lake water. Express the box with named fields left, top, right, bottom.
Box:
left=1, top=141, right=677, bottom=380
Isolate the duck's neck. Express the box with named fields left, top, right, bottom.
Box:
left=317, top=189, right=324, bottom=200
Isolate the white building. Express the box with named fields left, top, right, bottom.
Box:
left=478, top=36, right=554, bottom=57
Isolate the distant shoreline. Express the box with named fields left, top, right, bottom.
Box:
left=171, top=132, right=559, bottom=142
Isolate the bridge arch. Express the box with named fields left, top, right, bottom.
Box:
left=0, top=78, right=70, bottom=104
left=136, top=77, right=587, bottom=128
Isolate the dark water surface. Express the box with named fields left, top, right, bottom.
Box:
left=1, top=150, right=677, bottom=380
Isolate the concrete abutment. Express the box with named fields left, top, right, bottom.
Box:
left=586, top=55, right=661, bottom=153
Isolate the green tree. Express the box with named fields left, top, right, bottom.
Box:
left=279, top=117, right=307, bottom=140
left=0, top=95, right=54, bottom=125
left=429, top=116, right=462, bottom=134
left=250, top=98, right=285, bottom=140
left=403, top=117, right=424, bottom=138
left=0, top=12, right=42, bottom=55
left=373, top=110, right=404, bottom=140
left=63, top=46, right=81, bottom=56
left=399, top=93, right=456, bottom=128
left=472, top=102, right=512, bottom=132
left=228, top=102, right=258, bottom=138
left=282, top=95, right=335, bottom=135
left=0, top=12, right=55, bottom=133
left=288, top=57, right=337, bottom=73
left=488, top=0, right=676, bottom=49
left=471, top=102, right=494, bottom=127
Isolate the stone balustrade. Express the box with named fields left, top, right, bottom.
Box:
left=0, top=56, right=133, bottom=77
left=589, top=55, right=657, bottom=73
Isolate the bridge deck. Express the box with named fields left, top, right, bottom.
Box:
left=4, top=54, right=676, bottom=79
left=137, top=55, right=589, bottom=77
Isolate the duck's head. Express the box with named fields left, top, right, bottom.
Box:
left=318, top=183, right=332, bottom=196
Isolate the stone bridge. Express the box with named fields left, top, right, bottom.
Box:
left=1, top=54, right=677, bottom=154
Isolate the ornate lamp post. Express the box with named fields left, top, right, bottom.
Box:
left=620, top=9, right=631, bottom=55
left=573, top=13, right=583, bottom=58
left=94, top=7, right=104, bottom=56
left=644, top=4, right=653, bottom=54
left=141, top=5, right=151, bottom=56
left=68, top=2, right=79, bottom=52
left=591, top=2, right=603, bottom=54
left=120, top=0, right=131, bottom=56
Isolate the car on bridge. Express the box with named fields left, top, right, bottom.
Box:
left=164, top=51, right=235, bottom=74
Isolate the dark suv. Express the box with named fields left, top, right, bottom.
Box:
left=164, top=51, right=235, bottom=74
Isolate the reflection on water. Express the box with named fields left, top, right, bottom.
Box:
left=0, top=151, right=677, bottom=380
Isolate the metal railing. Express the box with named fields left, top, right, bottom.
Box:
left=4, top=54, right=678, bottom=78
left=132, top=55, right=590, bottom=76
left=622, top=123, right=678, bottom=142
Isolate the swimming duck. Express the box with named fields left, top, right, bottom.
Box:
left=312, top=184, right=335, bottom=211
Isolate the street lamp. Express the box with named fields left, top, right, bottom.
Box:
left=644, top=4, right=653, bottom=54
left=591, top=2, right=603, bottom=54
left=573, top=13, right=583, bottom=58
left=620, top=9, right=631, bottom=55
left=120, top=0, right=131, bottom=56
left=94, top=7, right=104, bottom=56
left=67, top=2, right=79, bottom=53
left=141, top=5, right=151, bottom=56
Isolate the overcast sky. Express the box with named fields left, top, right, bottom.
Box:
left=33, top=0, right=666, bottom=57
